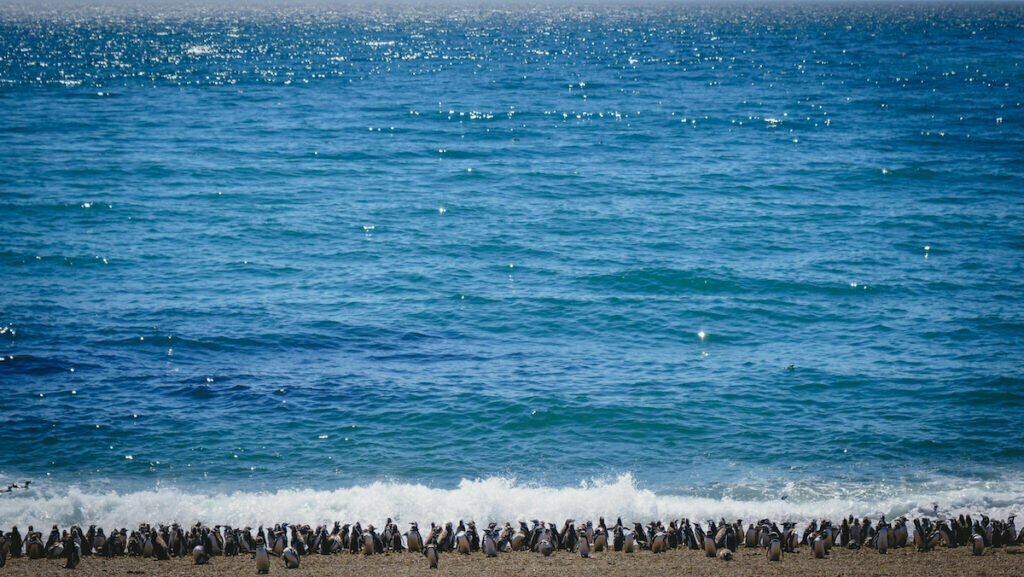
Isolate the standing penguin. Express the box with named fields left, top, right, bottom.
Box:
left=577, top=528, right=590, bottom=558
left=656, top=530, right=671, bottom=554
left=255, top=536, right=271, bottom=574
left=703, top=532, right=717, bottom=558
left=26, top=530, right=45, bottom=559
left=483, top=530, right=498, bottom=558
left=425, top=542, right=439, bottom=569
left=456, top=530, right=471, bottom=555
left=593, top=527, right=607, bottom=552
left=745, top=524, right=758, bottom=548
left=63, top=533, right=81, bottom=569
left=767, top=532, right=782, bottom=561
left=972, top=532, right=985, bottom=556
left=406, top=523, right=423, bottom=553
left=813, top=536, right=826, bottom=558
left=10, top=526, right=23, bottom=558
left=877, top=525, right=889, bottom=554
left=282, top=546, right=300, bottom=569
left=623, top=531, right=635, bottom=554
left=538, top=539, right=554, bottom=557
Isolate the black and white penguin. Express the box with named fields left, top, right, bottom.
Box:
left=282, top=546, right=300, bottom=569
left=26, top=530, right=45, bottom=559
left=745, top=524, right=758, bottom=548
left=651, top=531, right=668, bottom=554
left=9, top=526, right=23, bottom=558
left=358, top=527, right=372, bottom=556
left=46, top=528, right=65, bottom=559
left=577, top=528, right=590, bottom=558
left=767, top=532, right=782, bottom=562
left=538, top=538, right=554, bottom=557
left=63, top=533, right=81, bottom=569
left=972, top=532, right=985, bottom=556
left=255, top=536, right=271, bottom=574
left=813, top=535, right=826, bottom=558
left=192, top=545, right=209, bottom=565
left=483, top=529, right=498, bottom=558
left=425, top=542, right=439, bottom=569
left=703, top=531, right=717, bottom=558
left=406, top=523, right=423, bottom=553
left=877, top=524, right=889, bottom=554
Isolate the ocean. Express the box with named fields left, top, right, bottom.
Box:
left=1, top=2, right=1023, bottom=529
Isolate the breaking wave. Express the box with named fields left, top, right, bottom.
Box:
left=0, top=474, right=1021, bottom=529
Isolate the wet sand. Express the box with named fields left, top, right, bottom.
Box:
left=3, top=546, right=1023, bottom=577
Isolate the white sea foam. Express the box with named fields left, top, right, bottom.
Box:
left=0, top=474, right=1021, bottom=530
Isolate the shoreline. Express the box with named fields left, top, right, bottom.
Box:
left=2, top=545, right=1023, bottom=577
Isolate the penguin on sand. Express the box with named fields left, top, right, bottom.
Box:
left=63, top=533, right=81, bottom=569
left=192, top=545, right=209, bottom=565
left=425, top=540, right=439, bottom=569
left=255, top=536, right=271, bottom=574
left=282, top=546, right=300, bottom=569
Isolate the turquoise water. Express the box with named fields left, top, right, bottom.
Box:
left=1, top=2, right=1023, bottom=526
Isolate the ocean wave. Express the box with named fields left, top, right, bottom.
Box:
left=0, top=474, right=1020, bottom=530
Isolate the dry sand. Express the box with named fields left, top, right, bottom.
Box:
left=3, top=545, right=1023, bottom=577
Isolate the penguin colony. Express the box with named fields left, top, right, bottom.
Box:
left=0, top=514, right=1019, bottom=571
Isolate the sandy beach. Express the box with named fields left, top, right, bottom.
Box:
left=3, top=546, right=1023, bottom=577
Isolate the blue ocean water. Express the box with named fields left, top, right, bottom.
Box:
left=1, top=2, right=1023, bottom=527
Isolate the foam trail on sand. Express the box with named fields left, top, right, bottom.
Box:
left=0, top=474, right=1021, bottom=529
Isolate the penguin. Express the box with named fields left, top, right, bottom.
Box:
left=456, top=530, right=471, bottom=554
left=895, top=518, right=909, bottom=548
left=511, top=523, right=528, bottom=551
left=10, top=526, right=23, bottom=558
left=425, top=542, right=439, bottom=569
left=142, top=528, right=153, bottom=557
left=93, top=528, right=106, bottom=557
left=723, top=526, right=737, bottom=552
left=147, top=529, right=166, bottom=561
left=192, top=545, right=209, bottom=565
left=703, top=532, right=717, bottom=558
left=538, top=539, right=554, bottom=557
left=877, top=525, right=889, bottom=554
left=560, top=520, right=577, bottom=553
left=26, top=530, right=45, bottom=559
left=406, top=523, right=423, bottom=553
left=362, top=528, right=375, bottom=556
left=813, top=536, right=826, bottom=558
left=651, top=531, right=668, bottom=554
left=47, top=530, right=65, bottom=559
left=282, top=546, right=300, bottom=568
left=593, top=528, right=607, bottom=552
left=438, top=522, right=452, bottom=553
left=767, top=533, right=782, bottom=561
left=255, top=536, right=271, bottom=574
left=717, top=548, right=733, bottom=561
left=577, top=528, right=590, bottom=558
left=63, top=533, right=81, bottom=569
left=45, top=525, right=61, bottom=551
left=913, top=519, right=926, bottom=551
left=623, top=531, right=635, bottom=553
left=972, top=532, right=985, bottom=556
left=483, top=530, right=498, bottom=558
left=272, top=529, right=286, bottom=557
left=745, top=524, right=758, bottom=548
left=225, top=529, right=240, bottom=556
